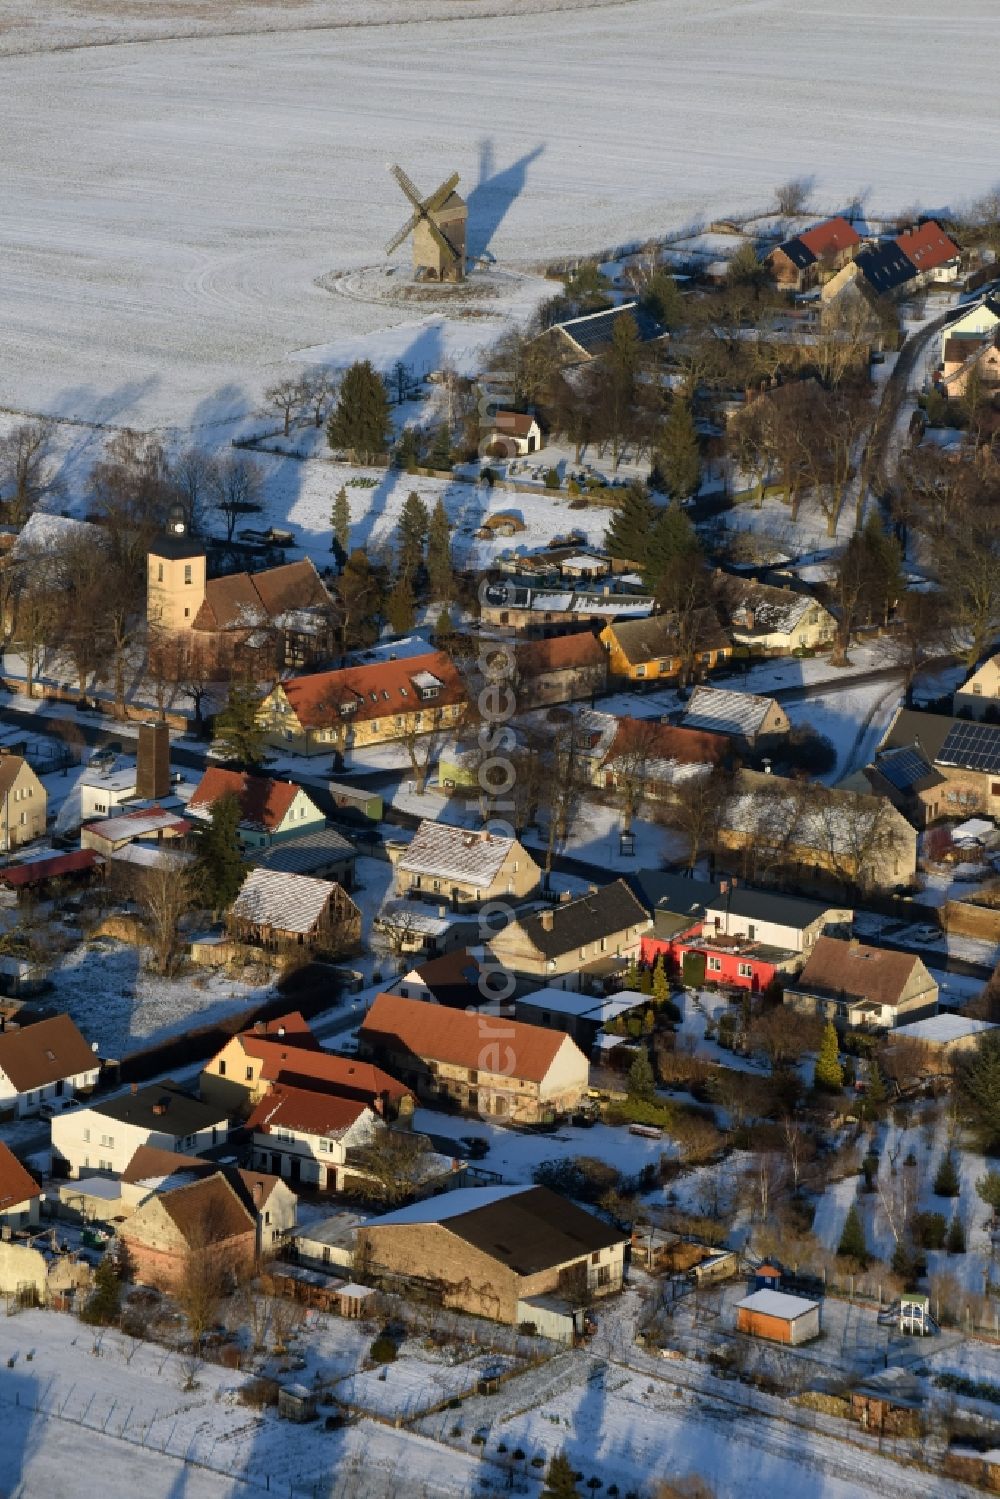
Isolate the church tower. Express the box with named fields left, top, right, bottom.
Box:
left=146, top=503, right=207, bottom=633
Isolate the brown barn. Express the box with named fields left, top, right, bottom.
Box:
left=227, top=868, right=361, bottom=958
left=736, top=1288, right=820, bottom=1344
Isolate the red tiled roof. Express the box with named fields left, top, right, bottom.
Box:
left=188, top=767, right=305, bottom=831
left=798, top=216, right=861, bottom=260
left=360, top=992, right=571, bottom=1084
left=0, top=850, right=101, bottom=888
left=247, top=1082, right=370, bottom=1137
left=493, top=411, right=537, bottom=437
left=515, top=632, right=605, bottom=674
left=278, top=650, right=467, bottom=730
left=0, top=1013, right=98, bottom=1093
left=605, top=716, right=728, bottom=768
left=894, top=221, right=960, bottom=274
left=0, top=1141, right=40, bottom=1212
left=195, top=559, right=331, bottom=633
left=236, top=1029, right=411, bottom=1104
left=236, top=1011, right=319, bottom=1050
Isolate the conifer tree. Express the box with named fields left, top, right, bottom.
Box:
left=428, top=422, right=453, bottom=472
left=933, top=1151, right=960, bottom=1198
left=326, top=360, right=391, bottom=461
left=542, top=1452, right=581, bottom=1499
left=946, top=1213, right=966, bottom=1254
left=627, top=1048, right=656, bottom=1102
left=395, top=490, right=430, bottom=584
left=331, top=485, right=350, bottom=555
left=645, top=500, right=705, bottom=606
left=652, top=955, right=670, bottom=1004
left=433, top=604, right=454, bottom=643
left=814, top=1020, right=844, bottom=1092
left=396, top=426, right=420, bottom=473
left=837, top=1204, right=868, bottom=1264
left=426, top=497, right=454, bottom=600
left=604, top=481, right=657, bottom=562
left=656, top=395, right=701, bottom=499
left=385, top=575, right=416, bottom=635
left=192, top=791, right=245, bottom=913
left=213, top=679, right=265, bottom=768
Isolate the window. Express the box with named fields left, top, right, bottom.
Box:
left=184, top=607, right=190, bottom=619
left=157, top=562, right=164, bottom=582
left=635, top=665, right=646, bottom=678
left=184, top=564, right=192, bottom=585
left=706, top=956, right=722, bottom=973
left=747, top=924, right=755, bottom=940
left=468, top=1070, right=478, bottom=1084
left=738, top=962, right=753, bottom=979
left=597, top=1264, right=611, bottom=1287
left=246, top=1065, right=254, bottom=1081
left=83, top=1128, right=90, bottom=1143
left=591, top=1251, right=601, bottom=1265
left=218, top=1060, right=226, bottom=1077
left=973, top=684, right=983, bottom=695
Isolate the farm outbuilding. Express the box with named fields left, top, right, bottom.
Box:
left=736, top=1288, right=820, bottom=1345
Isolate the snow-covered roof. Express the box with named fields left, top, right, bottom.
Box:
left=410, top=669, right=445, bottom=691
left=737, top=1288, right=819, bottom=1319
left=894, top=1014, right=997, bottom=1044
left=373, top=900, right=458, bottom=937
left=519, top=987, right=647, bottom=1020
left=399, top=820, right=517, bottom=885
left=111, top=844, right=194, bottom=871
left=368, top=1184, right=530, bottom=1228
left=230, top=867, right=340, bottom=934
left=681, top=685, right=777, bottom=739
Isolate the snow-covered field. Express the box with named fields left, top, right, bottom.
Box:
left=1, top=0, right=997, bottom=426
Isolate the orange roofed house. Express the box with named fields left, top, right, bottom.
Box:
left=0, top=1140, right=42, bottom=1230
left=186, top=766, right=326, bottom=849
left=358, top=992, right=589, bottom=1123
left=200, top=1012, right=414, bottom=1120
left=146, top=504, right=337, bottom=669
left=767, top=216, right=862, bottom=290
left=247, top=1084, right=381, bottom=1192
left=258, top=649, right=467, bottom=757
left=893, top=221, right=961, bottom=286
left=509, top=632, right=609, bottom=708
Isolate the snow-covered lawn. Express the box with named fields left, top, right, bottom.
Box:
left=410, top=1107, right=674, bottom=1187
left=44, top=938, right=269, bottom=1057
left=2, top=0, right=998, bottom=427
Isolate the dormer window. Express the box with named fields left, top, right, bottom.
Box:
left=340, top=701, right=356, bottom=716
left=370, top=691, right=379, bottom=703
left=421, top=686, right=439, bottom=701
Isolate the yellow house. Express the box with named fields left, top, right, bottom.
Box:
left=600, top=608, right=731, bottom=683
left=0, top=754, right=46, bottom=852
left=953, top=652, right=1000, bottom=720
left=259, top=650, right=467, bottom=756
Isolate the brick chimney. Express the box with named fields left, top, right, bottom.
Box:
left=137, top=720, right=170, bottom=801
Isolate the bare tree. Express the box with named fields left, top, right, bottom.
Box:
left=264, top=377, right=306, bottom=437
left=773, top=177, right=813, bottom=216
left=174, top=1199, right=236, bottom=1351
left=399, top=723, right=442, bottom=797
left=210, top=455, right=264, bottom=543
left=0, top=421, right=57, bottom=525
left=171, top=448, right=217, bottom=536
left=140, top=861, right=193, bottom=977
left=349, top=1128, right=432, bottom=1206
left=301, top=369, right=336, bottom=428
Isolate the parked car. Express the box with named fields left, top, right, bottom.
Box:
left=910, top=924, right=941, bottom=943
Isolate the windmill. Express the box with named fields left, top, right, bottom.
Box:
left=385, top=164, right=468, bottom=283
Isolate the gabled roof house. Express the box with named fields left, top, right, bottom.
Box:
left=0, top=1014, right=100, bottom=1119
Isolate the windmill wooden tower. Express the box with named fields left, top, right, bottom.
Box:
left=386, top=165, right=467, bottom=283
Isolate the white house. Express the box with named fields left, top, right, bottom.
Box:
left=0, top=1141, right=41, bottom=1230
left=483, top=410, right=544, bottom=458
left=78, top=764, right=140, bottom=823
left=247, top=1084, right=379, bottom=1191
left=0, top=1014, right=100, bottom=1119
left=700, top=889, right=853, bottom=956
left=51, top=1082, right=229, bottom=1179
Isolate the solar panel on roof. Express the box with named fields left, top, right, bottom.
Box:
left=938, top=721, right=1000, bottom=774
left=877, top=746, right=932, bottom=792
